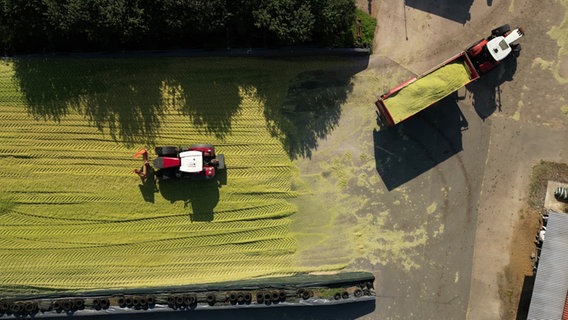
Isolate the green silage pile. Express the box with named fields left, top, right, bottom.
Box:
left=384, top=61, right=473, bottom=124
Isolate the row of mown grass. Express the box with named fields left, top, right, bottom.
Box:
left=0, top=56, right=366, bottom=294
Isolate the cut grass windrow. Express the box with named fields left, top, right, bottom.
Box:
left=0, top=57, right=364, bottom=294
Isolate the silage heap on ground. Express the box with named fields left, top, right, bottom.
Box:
left=0, top=57, right=365, bottom=294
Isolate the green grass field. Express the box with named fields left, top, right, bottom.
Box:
left=0, top=56, right=366, bottom=294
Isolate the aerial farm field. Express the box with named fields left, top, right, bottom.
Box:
left=0, top=56, right=367, bottom=295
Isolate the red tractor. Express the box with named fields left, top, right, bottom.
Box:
left=134, top=144, right=225, bottom=181
left=467, top=24, right=524, bottom=74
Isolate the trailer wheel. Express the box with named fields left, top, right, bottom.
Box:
left=341, top=291, right=349, bottom=299
left=155, top=146, right=178, bottom=157
left=278, top=290, right=287, bottom=301
left=302, top=290, right=311, bottom=300
left=354, top=289, right=363, bottom=298
left=491, top=24, right=510, bottom=37
left=256, top=292, right=264, bottom=304
left=334, top=292, right=342, bottom=300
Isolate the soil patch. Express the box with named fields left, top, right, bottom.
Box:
left=499, top=161, right=568, bottom=319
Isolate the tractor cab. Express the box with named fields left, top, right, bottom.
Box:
left=486, top=28, right=524, bottom=62
left=179, top=151, right=203, bottom=173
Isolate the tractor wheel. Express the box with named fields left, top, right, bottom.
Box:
left=491, top=24, right=510, bottom=37
left=189, top=144, right=214, bottom=150
left=100, top=298, right=109, bottom=309
left=216, top=154, right=225, bottom=170
left=334, top=292, right=341, bottom=300
left=512, top=43, right=522, bottom=57
left=155, top=146, right=178, bottom=157
left=354, top=289, right=363, bottom=298
left=341, top=291, right=349, bottom=299
left=92, top=299, right=100, bottom=309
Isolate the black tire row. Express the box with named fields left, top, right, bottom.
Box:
left=92, top=298, right=110, bottom=310
left=52, top=299, right=85, bottom=312
left=227, top=291, right=253, bottom=305
left=296, top=288, right=314, bottom=300
left=255, top=290, right=287, bottom=304
left=117, top=295, right=155, bottom=309
left=0, top=301, right=39, bottom=316
left=166, top=294, right=198, bottom=309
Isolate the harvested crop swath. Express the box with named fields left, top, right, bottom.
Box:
left=384, top=61, right=473, bottom=123
left=0, top=56, right=361, bottom=294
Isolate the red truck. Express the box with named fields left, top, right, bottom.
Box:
left=376, top=25, right=524, bottom=127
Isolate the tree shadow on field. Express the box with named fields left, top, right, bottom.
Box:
left=162, top=69, right=242, bottom=140
left=255, top=57, right=369, bottom=159
left=374, top=94, right=468, bottom=190
left=405, top=0, right=474, bottom=24
left=466, top=55, right=518, bottom=120
left=12, top=58, right=167, bottom=146
left=12, top=55, right=368, bottom=159
left=157, top=178, right=220, bottom=222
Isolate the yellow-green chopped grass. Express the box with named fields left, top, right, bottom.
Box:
left=384, top=60, right=473, bottom=124
left=0, top=57, right=359, bottom=294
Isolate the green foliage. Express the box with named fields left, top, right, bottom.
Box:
left=312, top=0, right=356, bottom=47
left=0, top=0, right=361, bottom=53
left=353, top=9, right=376, bottom=49
left=253, top=0, right=314, bottom=45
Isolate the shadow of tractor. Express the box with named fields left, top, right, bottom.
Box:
left=156, top=178, right=221, bottom=222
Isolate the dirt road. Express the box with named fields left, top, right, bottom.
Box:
left=351, top=0, right=568, bottom=319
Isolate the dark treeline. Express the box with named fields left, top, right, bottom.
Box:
left=0, top=0, right=356, bottom=54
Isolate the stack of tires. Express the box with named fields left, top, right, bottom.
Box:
left=52, top=299, right=84, bottom=313
left=166, top=294, right=197, bottom=309
left=255, top=290, right=288, bottom=305
left=117, top=295, right=155, bottom=310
